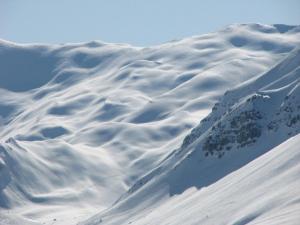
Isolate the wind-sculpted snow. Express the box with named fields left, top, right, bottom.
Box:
left=81, top=42, right=300, bottom=225
left=0, top=24, right=300, bottom=225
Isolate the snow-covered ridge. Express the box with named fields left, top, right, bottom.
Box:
left=81, top=42, right=300, bottom=225
left=182, top=47, right=300, bottom=155
left=0, top=23, right=300, bottom=225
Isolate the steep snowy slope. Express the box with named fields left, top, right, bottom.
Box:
left=81, top=45, right=300, bottom=225
left=84, top=134, right=300, bottom=225
left=0, top=24, right=300, bottom=225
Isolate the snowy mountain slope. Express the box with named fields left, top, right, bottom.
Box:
left=84, top=134, right=300, bottom=225
left=0, top=24, right=300, bottom=225
left=81, top=44, right=300, bottom=225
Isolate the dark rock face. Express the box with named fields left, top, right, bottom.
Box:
left=203, top=109, right=263, bottom=158
left=181, top=79, right=300, bottom=159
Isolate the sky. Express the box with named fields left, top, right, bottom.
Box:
left=1, top=0, right=300, bottom=46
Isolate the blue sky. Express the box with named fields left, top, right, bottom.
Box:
left=1, top=0, right=300, bottom=46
